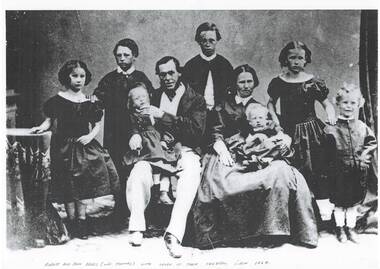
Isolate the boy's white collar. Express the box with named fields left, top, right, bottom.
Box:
left=117, top=65, right=135, bottom=75
left=200, top=52, right=217, bottom=61
left=338, top=115, right=355, bottom=121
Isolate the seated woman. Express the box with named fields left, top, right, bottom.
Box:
left=190, top=64, right=318, bottom=249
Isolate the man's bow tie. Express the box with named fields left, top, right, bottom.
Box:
left=164, top=89, right=176, bottom=100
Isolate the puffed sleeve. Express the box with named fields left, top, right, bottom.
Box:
left=88, top=97, right=104, bottom=124
left=267, top=77, right=282, bottom=101
left=93, top=75, right=109, bottom=109
left=43, top=96, right=58, bottom=118
left=305, top=78, right=329, bottom=102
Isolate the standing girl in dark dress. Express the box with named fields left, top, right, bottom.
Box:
left=31, top=60, right=120, bottom=239
left=267, top=41, right=336, bottom=223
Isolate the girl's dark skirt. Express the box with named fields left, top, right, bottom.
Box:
left=50, top=136, right=120, bottom=203
left=290, top=117, right=330, bottom=199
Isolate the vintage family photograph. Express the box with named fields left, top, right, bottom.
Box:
left=3, top=7, right=379, bottom=269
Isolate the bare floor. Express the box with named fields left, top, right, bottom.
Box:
left=4, top=228, right=378, bottom=269
left=4, top=197, right=379, bottom=269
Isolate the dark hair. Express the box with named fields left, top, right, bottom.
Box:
left=113, top=38, right=139, bottom=57
left=278, top=41, right=312, bottom=67
left=58, top=60, right=92, bottom=87
left=195, top=22, right=222, bottom=43
left=155, top=56, right=182, bottom=74
left=233, top=64, right=259, bottom=87
left=127, top=82, right=149, bottom=110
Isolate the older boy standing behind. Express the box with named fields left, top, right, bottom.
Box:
left=94, top=38, right=154, bottom=226
left=182, top=22, right=233, bottom=110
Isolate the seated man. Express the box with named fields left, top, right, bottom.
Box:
left=126, top=56, right=207, bottom=258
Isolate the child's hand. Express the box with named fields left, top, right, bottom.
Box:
left=358, top=154, right=371, bottom=170
left=160, top=141, right=169, bottom=150
left=30, top=126, right=45, bottom=134
left=129, top=134, right=142, bottom=151
left=359, top=161, right=369, bottom=170
left=77, top=134, right=94, bottom=145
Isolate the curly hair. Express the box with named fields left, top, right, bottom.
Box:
left=58, top=60, right=92, bottom=87
left=245, top=103, right=271, bottom=120
left=334, top=83, right=365, bottom=107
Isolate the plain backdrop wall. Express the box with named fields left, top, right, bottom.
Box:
left=6, top=10, right=361, bottom=141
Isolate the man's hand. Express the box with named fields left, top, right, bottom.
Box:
left=138, top=105, right=164, bottom=119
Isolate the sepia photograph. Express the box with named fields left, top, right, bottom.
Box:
left=2, top=5, right=379, bottom=269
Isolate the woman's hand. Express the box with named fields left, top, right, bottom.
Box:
left=77, top=134, right=94, bottom=145
left=213, top=140, right=234, bottom=167
left=129, top=134, right=142, bottom=151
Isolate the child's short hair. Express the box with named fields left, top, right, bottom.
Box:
left=127, top=82, right=148, bottom=110
left=58, top=60, right=92, bottom=87
left=113, top=38, right=139, bottom=58
left=245, top=103, right=270, bottom=119
left=279, top=41, right=312, bottom=67
left=195, top=22, right=222, bottom=43
left=233, top=64, right=259, bottom=89
left=334, top=83, right=365, bottom=107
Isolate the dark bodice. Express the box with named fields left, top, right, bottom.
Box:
left=43, top=95, right=103, bottom=138
left=267, top=76, right=329, bottom=126
left=209, top=95, right=261, bottom=144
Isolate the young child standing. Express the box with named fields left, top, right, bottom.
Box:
left=267, top=41, right=336, bottom=222
left=123, top=83, right=179, bottom=208
left=31, top=60, right=120, bottom=240
left=325, top=84, right=376, bottom=243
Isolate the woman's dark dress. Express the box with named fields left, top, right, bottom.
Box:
left=191, top=94, right=318, bottom=249
left=267, top=76, right=330, bottom=199
left=44, top=95, right=120, bottom=203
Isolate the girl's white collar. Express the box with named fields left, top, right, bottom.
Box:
left=279, top=72, right=314, bottom=83
left=58, top=91, right=87, bottom=103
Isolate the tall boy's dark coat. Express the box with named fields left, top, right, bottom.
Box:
left=182, top=54, right=234, bottom=104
